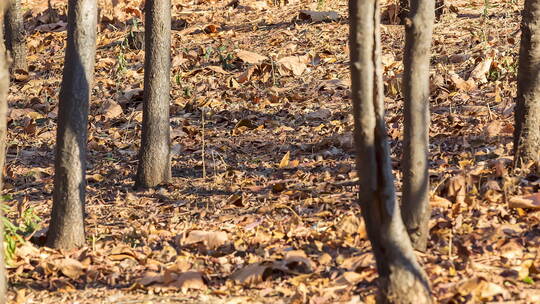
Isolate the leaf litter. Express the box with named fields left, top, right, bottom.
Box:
left=2, top=0, right=540, bottom=303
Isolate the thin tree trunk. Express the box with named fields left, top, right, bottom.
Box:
left=349, top=0, right=432, bottom=302
left=46, top=0, right=97, bottom=249
left=135, top=0, right=171, bottom=188
left=401, top=0, right=434, bottom=252
left=515, top=0, right=540, bottom=169
left=4, top=0, right=27, bottom=71
left=0, top=3, right=9, bottom=301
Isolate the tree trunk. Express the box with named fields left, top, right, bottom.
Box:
left=0, top=4, right=9, bottom=302
left=401, top=0, right=434, bottom=252
left=4, top=0, right=27, bottom=71
left=348, top=0, right=432, bottom=302
left=401, top=0, right=444, bottom=23
left=135, top=0, right=171, bottom=189
left=46, top=0, right=97, bottom=249
left=515, top=0, right=540, bottom=169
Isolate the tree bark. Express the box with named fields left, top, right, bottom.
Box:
left=401, top=0, right=444, bottom=23
left=348, top=0, right=432, bottom=302
left=0, top=4, right=9, bottom=302
left=4, top=0, right=27, bottom=71
left=515, top=0, right=540, bottom=169
left=135, top=0, right=171, bottom=188
left=46, top=0, right=97, bottom=249
left=401, top=0, right=434, bottom=252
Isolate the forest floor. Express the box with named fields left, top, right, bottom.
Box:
left=3, top=0, right=540, bottom=303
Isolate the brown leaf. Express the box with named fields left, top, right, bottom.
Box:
left=281, top=250, right=314, bottom=273
left=469, top=56, right=494, bottom=84
left=204, top=24, right=219, bottom=34
left=183, top=230, right=229, bottom=250
left=318, top=79, right=349, bottom=91
left=99, top=99, right=123, bottom=119
left=13, top=69, right=30, bottom=82
left=493, top=159, right=508, bottom=177
left=449, top=71, right=476, bottom=91
left=499, top=240, right=524, bottom=259
left=109, top=246, right=140, bottom=262
left=447, top=175, right=467, bottom=205
left=508, top=193, right=540, bottom=210
left=484, top=121, right=503, bottom=138
left=336, top=214, right=363, bottom=236
left=238, top=65, right=257, bottom=83
left=225, top=193, right=243, bottom=207
left=277, top=55, right=309, bottom=76
left=170, top=271, right=207, bottom=291
left=236, top=50, right=267, bottom=64
left=139, top=271, right=163, bottom=286
left=87, top=173, right=104, bottom=183
left=15, top=242, right=40, bottom=259
left=453, top=276, right=509, bottom=301
left=298, top=10, right=340, bottom=23
left=279, top=152, right=291, bottom=168
left=9, top=108, right=42, bottom=121
left=229, top=262, right=274, bottom=284
left=56, top=258, right=85, bottom=280
left=430, top=195, right=453, bottom=208
left=206, top=65, right=229, bottom=74
left=306, top=108, right=331, bottom=120
left=334, top=271, right=368, bottom=286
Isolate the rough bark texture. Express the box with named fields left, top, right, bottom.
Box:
left=348, top=0, right=432, bottom=302
left=401, top=0, right=434, bottom=252
left=515, top=0, right=540, bottom=169
left=400, top=0, right=444, bottom=22
left=0, top=4, right=9, bottom=301
left=4, top=0, right=27, bottom=71
left=135, top=0, right=172, bottom=188
left=46, top=0, right=97, bottom=249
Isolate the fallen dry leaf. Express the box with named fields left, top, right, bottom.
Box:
left=279, top=151, right=291, bottom=168
left=56, top=258, right=85, bottom=280
left=298, top=10, right=340, bottom=23
left=229, top=262, right=274, bottom=284
left=236, top=49, right=268, bottom=64
left=183, top=230, right=229, bottom=250
left=277, top=55, right=309, bottom=76
left=508, top=193, right=540, bottom=210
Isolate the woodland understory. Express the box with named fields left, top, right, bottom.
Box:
left=2, top=0, right=540, bottom=303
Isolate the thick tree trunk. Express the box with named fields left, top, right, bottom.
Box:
left=401, top=0, right=434, bottom=252
left=0, top=4, right=9, bottom=302
left=46, top=0, right=97, bottom=249
left=348, top=0, right=432, bottom=302
left=515, top=0, right=540, bottom=169
left=135, top=0, right=171, bottom=188
left=4, top=0, right=27, bottom=71
left=401, top=0, right=444, bottom=23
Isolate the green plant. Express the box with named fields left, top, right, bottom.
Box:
left=1, top=203, right=42, bottom=263
left=204, top=46, right=214, bottom=61
left=219, top=53, right=235, bottom=70
left=482, top=0, right=490, bottom=19
left=183, top=86, right=192, bottom=98
left=115, top=46, right=128, bottom=74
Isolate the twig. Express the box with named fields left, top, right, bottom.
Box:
left=201, top=108, right=206, bottom=178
